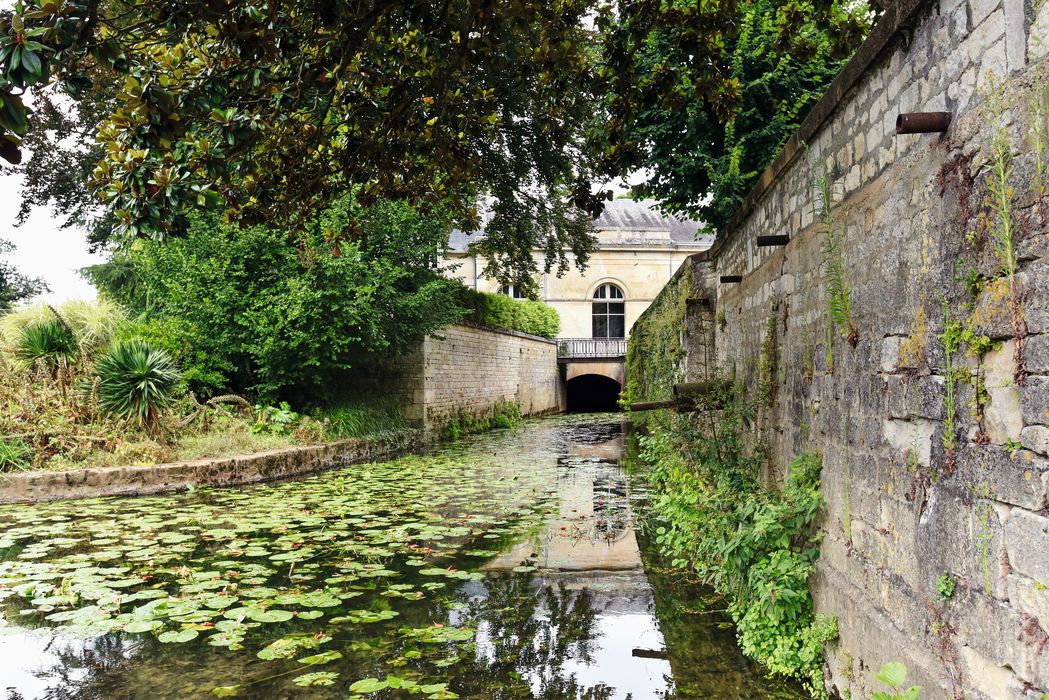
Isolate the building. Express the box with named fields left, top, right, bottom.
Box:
left=442, top=199, right=711, bottom=411
left=443, top=199, right=711, bottom=340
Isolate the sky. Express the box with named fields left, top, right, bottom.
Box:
left=1, top=169, right=106, bottom=305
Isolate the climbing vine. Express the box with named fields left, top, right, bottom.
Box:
left=758, top=314, right=779, bottom=407
left=623, top=266, right=696, bottom=413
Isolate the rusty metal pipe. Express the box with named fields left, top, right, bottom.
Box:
left=896, top=112, right=951, bottom=134
left=756, top=235, right=790, bottom=247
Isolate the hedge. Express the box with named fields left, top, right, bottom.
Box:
left=455, top=288, right=560, bottom=339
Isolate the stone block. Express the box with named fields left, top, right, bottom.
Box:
left=1021, top=425, right=1049, bottom=456
left=1021, top=376, right=1049, bottom=426
left=1025, top=335, right=1048, bottom=375
left=882, top=417, right=937, bottom=466
left=1003, top=0, right=1027, bottom=72
left=1005, top=509, right=1049, bottom=582
left=957, top=444, right=1048, bottom=510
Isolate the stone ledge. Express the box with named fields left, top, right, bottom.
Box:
left=0, top=429, right=424, bottom=504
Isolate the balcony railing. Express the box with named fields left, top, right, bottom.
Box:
left=557, top=337, right=628, bottom=359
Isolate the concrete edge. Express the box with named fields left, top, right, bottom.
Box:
left=0, top=429, right=425, bottom=505
left=443, top=320, right=558, bottom=345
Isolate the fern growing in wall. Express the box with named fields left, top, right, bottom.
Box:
left=816, top=167, right=858, bottom=347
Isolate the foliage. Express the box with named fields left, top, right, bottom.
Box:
left=315, top=399, right=410, bottom=440
left=935, top=572, right=955, bottom=601
left=0, top=238, right=47, bottom=311
left=91, top=200, right=468, bottom=402
left=623, top=266, right=694, bottom=410
left=95, top=339, right=181, bottom=432
left=817, top=168, right=857, bottom=346
left=0, top=435, right=32, bottom=472
left=872, top=662, right=921, bottom=700
left=2, top=298, right=126, bottom=358
left=0, top=0, right=605, bottom=288
left=441, top=402, right=522, bottom=441
left=250, top=402, right=299, bottom=437
left=456, top=288, right=560, bottom=339
left=639, top=387, right=834, bottom=696
left=597, top=0, right=875, bottom=231
left=14, top=317, right=77, bottom=372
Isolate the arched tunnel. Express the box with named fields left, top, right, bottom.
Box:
left=566, top=373, right=622, bottom=413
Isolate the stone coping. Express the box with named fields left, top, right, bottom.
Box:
left=448, top=320, right=558, bottom=345
left=0, top=429, right=424, bottom=504
left=704, top=0, right=929, bottom=259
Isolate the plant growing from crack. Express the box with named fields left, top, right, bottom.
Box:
left=758, top=314, right=779, bottom=408
left=1029, top=70, right=1049, bottom=217
left=972, top=481, right=996, bottom=596
left=816, top=167, right=857, bottom=346
left=984, top=75, right=1027, bottom=385
left=938, top=299, right=962, bottom=472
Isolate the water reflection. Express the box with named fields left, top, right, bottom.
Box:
left=0, top=415, right=801, bottom=699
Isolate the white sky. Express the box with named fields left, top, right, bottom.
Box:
left=1, top=169, right=105, bottom=305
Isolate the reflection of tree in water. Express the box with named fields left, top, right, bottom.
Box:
left=9, top=636, right=135, bottom=700
left=556, top=454, right=632, bottom=546
left=454, top=573, right=608, bottom=699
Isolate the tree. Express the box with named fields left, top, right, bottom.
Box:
left=88, top=197, right=469, bottom=403
left=596, top=0, right=876, bottom=231
left=0, top=237, right=47, bottom=311
left=1, top=0, right=607, bottom=286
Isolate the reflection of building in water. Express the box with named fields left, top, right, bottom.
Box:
left=484, top=423, right=640, bottom=572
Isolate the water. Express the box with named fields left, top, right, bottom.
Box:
left=0, top=415, right=803, bottom=699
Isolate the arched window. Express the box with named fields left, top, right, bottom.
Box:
left=499, top=284, right=528, bottom=300
left=592, top=283, right=625, bottom=338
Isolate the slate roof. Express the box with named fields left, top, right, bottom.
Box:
left=446, top=199, right=711, bottom=253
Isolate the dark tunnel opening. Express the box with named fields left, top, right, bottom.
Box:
left=566, top=374, right=622, bottom=413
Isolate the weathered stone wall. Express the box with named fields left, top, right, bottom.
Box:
left=344, top=322, right=562, bottom=433
left=630, top=0, right=1049, bottom=696
left=415, top=322, right=563, bottom=430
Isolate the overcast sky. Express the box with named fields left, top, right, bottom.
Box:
left=1, top=170, right=105, bottom=304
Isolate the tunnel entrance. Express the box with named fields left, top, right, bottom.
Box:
left=566, top=374, right=622, bottom=413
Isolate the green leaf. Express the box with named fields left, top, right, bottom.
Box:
left=292, top=671, right=339, bottom=687
left=876, top=661, right=908, bottom=690
left=348, top=678, right=389, bottom=693
left=157, top=628, right=199, bottom=643
left=297, top=650, right=342, bottom=665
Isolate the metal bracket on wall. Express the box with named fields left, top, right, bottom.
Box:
left=719, top=275, right=742, bottom=284
left=756, top=235, right=790, bottom=247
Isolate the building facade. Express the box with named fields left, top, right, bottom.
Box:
left=442, top=199, right=711, bottom=341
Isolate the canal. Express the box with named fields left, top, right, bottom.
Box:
left=0, top=415, right=803, bottom=699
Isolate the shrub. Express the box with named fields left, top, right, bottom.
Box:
left=456, top=288, right=560, bottom=339
left=640, top=387, right=834, bottom=696
left=96, top=340, right=182, bottom=431
left=316, top=398, right=410, bottom=439
left=14, top=318, right=77, bottom=372
left=90, top=201, right=466, bottom=403
left=2, top=299, right=125, bottom=358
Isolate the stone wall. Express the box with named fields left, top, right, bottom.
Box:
left=629, top=0, right=1049, bottom=697
left=415, top=323, right=563, bottom=430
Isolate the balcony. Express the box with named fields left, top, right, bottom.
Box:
left=557, top=337, right=628, bottom=359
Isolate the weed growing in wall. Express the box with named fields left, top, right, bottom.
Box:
left=938, top=300, right=962, bottom=471
left=816, top=167, right=858, bottom=347
left=639, top=385, right=836, bottom=697
left=972, top=482, right=996, bottom=596
left=758, top=315, right=779, bottom=407
left=983, top=75, right=1027, bottom=385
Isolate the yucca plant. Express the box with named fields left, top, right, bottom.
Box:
left=96, top=339, right=181, bottom=432
left=15, top=319, right=78, bottom=373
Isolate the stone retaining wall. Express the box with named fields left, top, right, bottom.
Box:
left=0, top=430, right=422, bottom=504
left=353, top=322, right=563, bottom=433
left=629, top=0, right=1049, bottom=697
